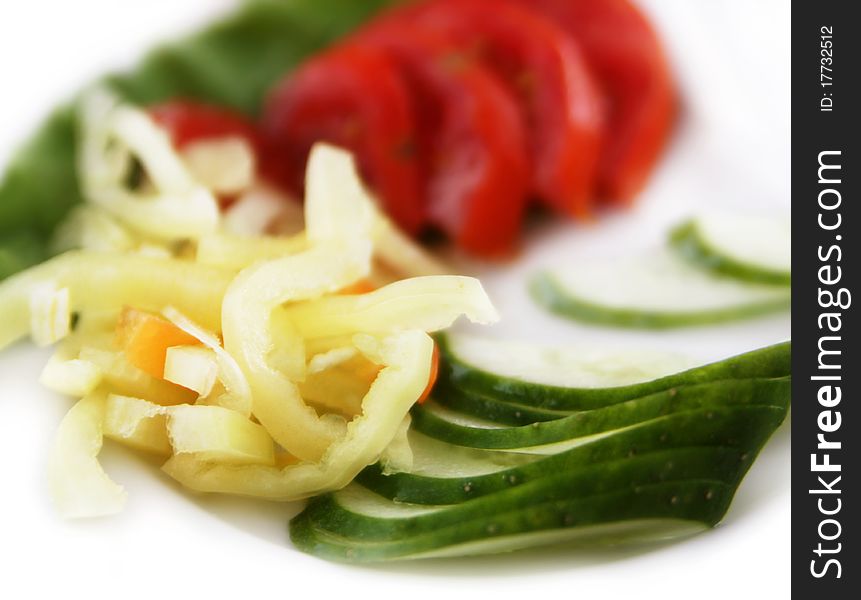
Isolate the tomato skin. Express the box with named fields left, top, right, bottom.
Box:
left=262, top=45, right=424, bottom=235
left=391, top=0, right=605, bottom=218
left=149, top=100, right=262, bottom=150
left=353, top=24, right=530, bottom=257
left=515, top=0, right=677, bottom=202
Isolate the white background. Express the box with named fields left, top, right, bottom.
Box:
left=0, top=1, right=790, bottom=599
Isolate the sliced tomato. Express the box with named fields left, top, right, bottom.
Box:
left=261, top=45, right=424, bottom=235
left=390, top=0, right=605, bottom=218
left=353, top=25, right=530, bottom=257
left=149, top=100, right=262, bottom=150
left=515, top=0, right=677, bottom=202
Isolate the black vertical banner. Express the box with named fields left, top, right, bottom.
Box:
left=792, top=2, right=859, bottom=596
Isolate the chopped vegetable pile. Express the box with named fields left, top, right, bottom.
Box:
left=0, top=92, right=496, bottom=515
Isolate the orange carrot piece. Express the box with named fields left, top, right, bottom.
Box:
left=417, top=343, right=440, bottom=405
left=337, top=279, right=377, bottom=295
left=116, top=307, right=201, bottom=379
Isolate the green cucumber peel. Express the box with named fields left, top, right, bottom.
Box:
left=412, top=377, right=789, bottom=450
left=433, top=381, right=569, bottom=425
left=294, top=390, right=788, bottom=560
left=291, top=477, right=735, bottom=562
left=290, top=481, right=732, bottom=562
left=308, top=468, right=732, bottom=543
left=359, top=403, right=786, bottom=505
left=668, top=218, right=791, bottom=286
left=319, top=438, right=772, bottom=540
left=529, top=270, right=790, bottom=329
left=440, top=334, right=791, bottom=411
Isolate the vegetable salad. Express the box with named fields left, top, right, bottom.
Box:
left=0, top=91, right=496, bottom=515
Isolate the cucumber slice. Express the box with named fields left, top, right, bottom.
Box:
left=529, top=249, right=790, bottom=328
left=293, top=407, right=785, bottom=563
left=440, top=334, right=791, bottom=410
left=291, top=481, right=718, bottom=562
left=403, top=432, right=538, bottom=478
left=293, top=345, right=790, bottom=560
left=301, top=469, right=731, bottom=541
left=413, top=377, right=789, bottom=450
left=323, top=429, right=774, bottom=541
left=669, top=215, right=791, bottom=285
left=434, top=383, right=570, bottom=425
left=359, top=402, right=787, bottom=505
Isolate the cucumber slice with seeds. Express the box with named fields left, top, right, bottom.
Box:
left=530, top=249, right=790, bottom=329
left=669, top=215, right=791, bottom=285
left=440, top=334, right=791, bottom=410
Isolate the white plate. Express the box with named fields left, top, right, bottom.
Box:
left=0, top=1, right=790, bottom=598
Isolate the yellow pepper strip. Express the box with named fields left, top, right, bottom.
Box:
left=49, top=392, right=127, bottom=518
left=167, top=405, right=275, bottom=466
left=103, top=394, right=171, bottom=455
left=0, top=251, right=232, bottom=350
left=303, top=144, right=376, bottom=245
left=162, top=330, right=433, bottom=500
left=51, top=205, right=136, bottom=255
left=163, top=346, right=219, bottom=397
left=379, top=415, right=413, bottom=475
left=162, top=306, right=252, bottom=417
left=39, top=351, right=103, bottom=397
left=221, top=241, right=372, bottom=461
left=280, top=276, right=499, bottom=339
left=104, top=395, right=274, bottom=464
left=78, top=90, right=219, bottom=241
left=195, top=228, right=443, bottom=281
left=79, top=347, right=197, bottom=407
left=299, top=352, right=378, bottom=418
left=195, top=232, right=307, bottom=271
left=28, top=283, right=71, bottom=347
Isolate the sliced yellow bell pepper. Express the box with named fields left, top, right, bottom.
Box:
left=163, top=330, right=432, bottom=500
left=280, top=275, right=499, bottom=339
left=0, top=251, right=232, bottom=350
left=221, top=241, right=372, bottom=461
left=103, top=394, right=172, bottom=455
left=195, top=232, right=307, bottom=271
left=49, top=392, right=127, bottom=518
left=167, top=405, right=275, bottom=466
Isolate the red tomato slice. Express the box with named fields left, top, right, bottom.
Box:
left=261, top=45, right=424, bottom=235
left=391, top=0, right=605, bottom=218
left=353, top=25, right=530, bottom=257
left=515, top=0, right=677, bottom=202
left=149, top=100, right=262, bottom=151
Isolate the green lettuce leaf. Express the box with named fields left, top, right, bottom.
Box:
left=0, top=0, right=397, bottom=279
